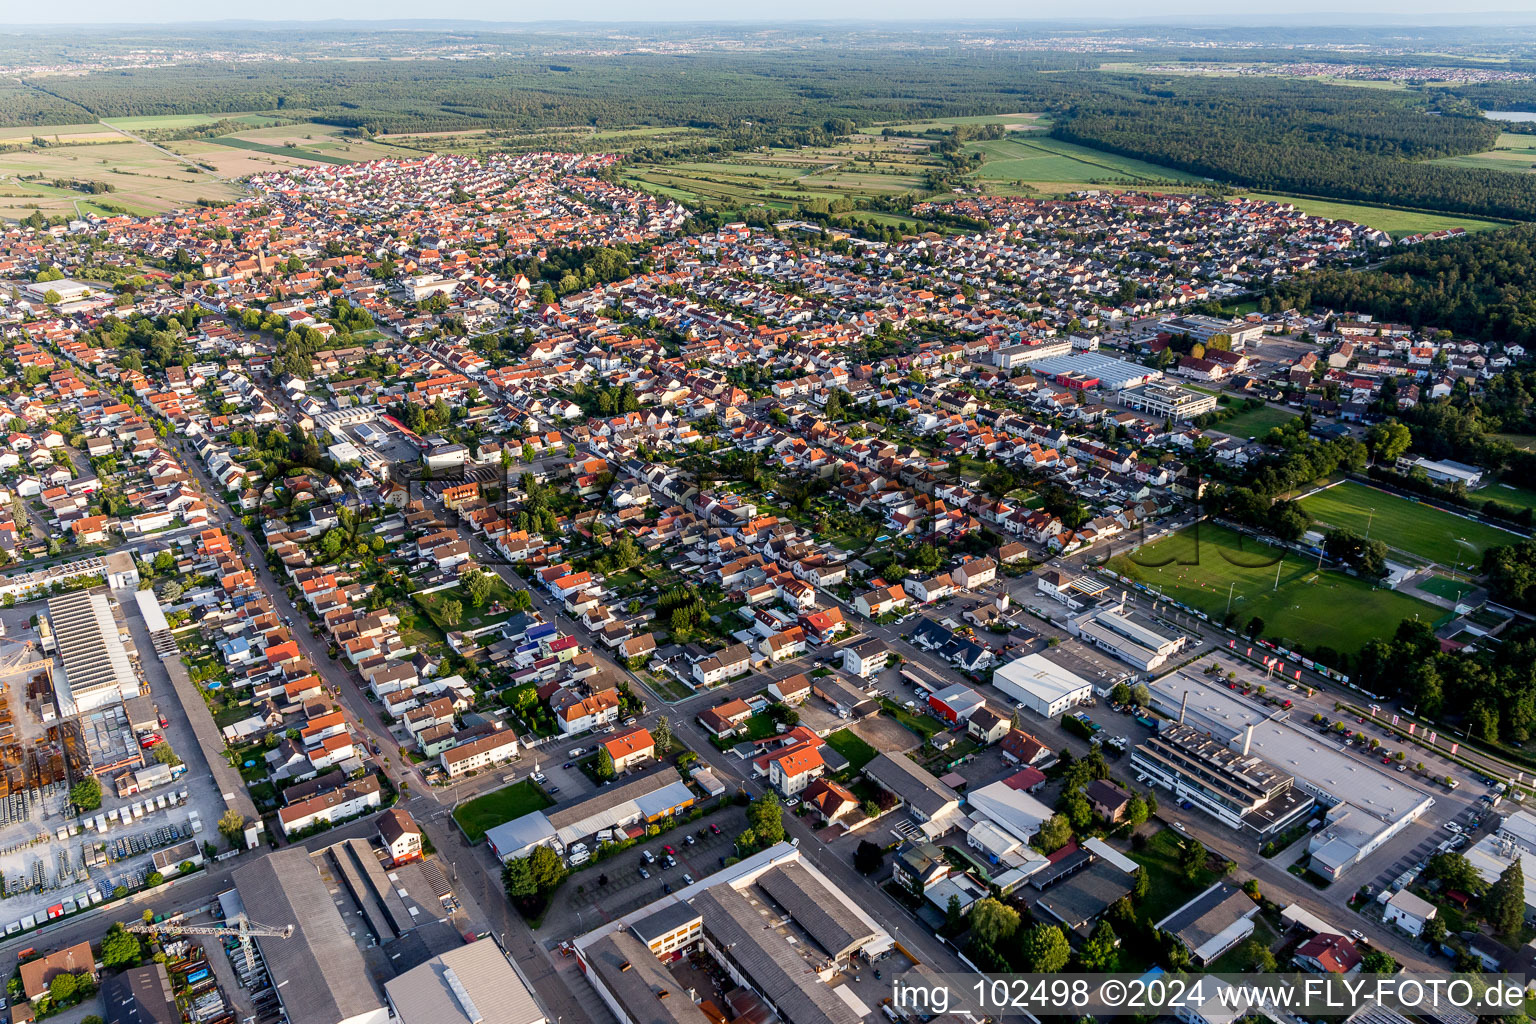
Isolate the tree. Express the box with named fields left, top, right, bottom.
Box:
left=218, top=809, right=247, bottom=847
left=1366, top=419, right=1412, bottom=464
left=1178, top=837, right=1207, bottom=883
left=152, top=743, right=181, bottom=767
left=1243, top=939, right=1277, bottom=972
left=1078, top=920, right=1120, bottom=971
left=145, top=871, right=164, bottom=887
left=854, top=840, right=884, bottom=875
left=1020, top=923, right=1071, bottom=973
left=1035, top=814, right=1072, bottom=853
left=1421, top=913, right=1447, bottom=944
left=440, top=599, right=463, bottom=628
left=49, top=972, right=77, bottom=1004
left=1125, top=794, right=1148, bottom=827
left=747, top=792, right=785, bottom=846
left=100, top=923, right=142, bottom=968
left=969, top=897, right=1020, bottom=946
left=1111, top=683, right=1131, bottom=705
left=465, top=569, right=495, bottom=608
left=1362, top=950, right=1397, bottom=974
left=1426, top=852, right=1486, bottom=895
left=595, top=747, right=615, bottom=780
left=526, top=845, right=567, bottom=891
left=653, top=716, right=673, bottom=755
left=1131, top=867, right=1150, bottom=903
left=71, top=777, right=102, bottom=812
left=1487, top=859, right=1525, bottom=940
left=502, top=856, right=536, bottom=899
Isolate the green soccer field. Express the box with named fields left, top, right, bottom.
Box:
left=1106, top=523, right=1441, bottom=655
left=1298, top=481, right=1519, bottom=566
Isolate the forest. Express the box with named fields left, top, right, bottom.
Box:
left=1270, top=224, right=1536, bottom=345
left=5, top=54, right=1087, bottom=134
left=1048, top=74, right=1536, bottom=221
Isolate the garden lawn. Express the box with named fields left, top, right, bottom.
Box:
left=1215, top=404, right=1296, bottom=439
left=880, top=699, right=943, bottom=739
left=825, top=728, right=878, bottom=772
left=452, top=780, right=553, bottom=843
left=1106, top=522, right=1440, bottom=656
left=414, top=576, right=519, bottom=630
left=1126, top=828, right=1215, bottom=921
left=1298, top=481, right=1519, bottom=565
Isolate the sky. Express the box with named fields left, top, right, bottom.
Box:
left=10, top=0, right=1536, bottom=25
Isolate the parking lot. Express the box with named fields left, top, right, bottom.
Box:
left=536, top=803, right=747, bottom=943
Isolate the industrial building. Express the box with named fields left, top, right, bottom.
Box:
left=1119, top=382, right=1219, bottom=421
left=1130, top=722, right=1311, bottom=833
left=229, top=849, right=390, bottom=1024
left=384, top=939, right=548, bottom=1024
left=1141, top=672, right=1434, bottom=878
left=1066, top=601, right=1187, bottom=673
left=574, top=844, right=893, bottom=1024
left=46, top=591, right=143, bottom=715
left=993, top=652, right=1094, bottom=718
left=1156, top=314, right=1265, bottom=350
left=1021, top=352, right=1164, bottom=392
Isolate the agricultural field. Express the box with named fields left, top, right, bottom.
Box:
left=165, top=122, right=418, bottom=171
left=0, top=122, right=119, bottom=144
left=102, top=112, right=285, bottom=131
left=1213, top=403, right=1296, bottom=439
left=0, top=137, right=239, bottom=219
left=875, top=112, right=1048, bottom=133
left=1240, top=191, right=1508, bottom=237
left=1432, top=133, right=1536, bottom=175
left=1106, top=522, right=1441, bottom=655
left=964, top=135, right=1201, bottom=192
left=622, top=135, right=939, bottom=213
left=1298, top=481, right=1520, bottom=565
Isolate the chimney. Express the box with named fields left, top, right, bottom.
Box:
left=1179, top=691, right=1188, bottom=725
left=1242, top=725, right=1254, bottom=756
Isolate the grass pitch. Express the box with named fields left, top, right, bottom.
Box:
left=1106, top=522, right=1439, bottom=655
left=1298, top=481, right=1519, bottom=566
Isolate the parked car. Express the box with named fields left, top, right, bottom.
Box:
left=638, top=867, right=650, bottom=879
left=709, top=823, right=721, bottom=835
left=682, top=873, right=694, bottom=886
left=642, top=849, right=655, bottom=863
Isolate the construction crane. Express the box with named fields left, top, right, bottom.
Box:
left=127, top=912, right=293, bottom=974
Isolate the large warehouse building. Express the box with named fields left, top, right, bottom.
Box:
left=46, top=591, right=143, bottom=715
left=1067, top=601, right=1187, bottom=673
left=1141, top=672, right=1434, bottom=879
left=384, top=939, right=547, bottom=1024
left=1022, top=352, right=1164, bottom=392
left=993, top=652, right=1094, bottom=718
left=229, top=850, right=390, bottom=1024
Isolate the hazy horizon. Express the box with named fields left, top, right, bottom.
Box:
left=8, top=2, right=1536, bottom=27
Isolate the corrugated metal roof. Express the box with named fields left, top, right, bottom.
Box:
left=689, top=886, right=862, bottom=1024
left=756, top=863, right=877, bottom=961
left=385, top=938, right=546, bottom=1024
left=232, top=849, right=385, bottom=1024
